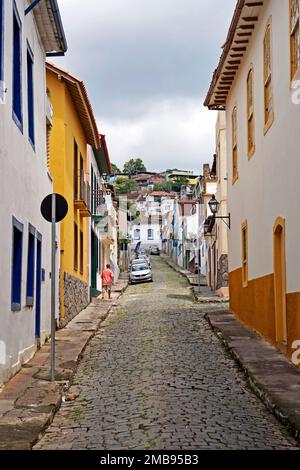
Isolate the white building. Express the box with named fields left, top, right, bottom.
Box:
left=130, top=192, right=168, bottom=253
left=203, top=113, right=229, bottom=297
left=0, top=1, right=66, bottom=385
left=205, top=0, right=300, bottom=359
left=90, top=139, right=119, bottom=296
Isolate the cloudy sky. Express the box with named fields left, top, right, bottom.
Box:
left=56, top=0, right=236, bottom=173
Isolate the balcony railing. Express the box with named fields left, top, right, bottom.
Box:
left=74, top=170, right=91, bottom=217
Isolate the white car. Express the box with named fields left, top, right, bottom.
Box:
left=131, top=257, right=151, bottom=269
left=129, top=262, right=153, bottom=284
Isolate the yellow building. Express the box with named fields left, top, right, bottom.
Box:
left=46, top=62, right=100, bottom=327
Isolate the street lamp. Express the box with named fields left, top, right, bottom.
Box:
left=208, top=195, right=220, bottom=215
left=208, top=195, right=231, bottom=229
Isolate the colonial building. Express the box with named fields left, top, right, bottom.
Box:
left=204, top=113, right=229, bottom=297
left=0, top=1, right=66, bottom=385
left=46, top=62, right=100, bottom=327
left=205, top=0, right=300, bottom=359
left=196, top=164, right=217, bottom=286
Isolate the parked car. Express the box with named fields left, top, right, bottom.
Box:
left=150, top=246, right=160, bottom=255
left=131, top=257, right=151, bottom=269
left=138, top=254, right=151, bottom=267
left=129, top=262, right=153, bottom=284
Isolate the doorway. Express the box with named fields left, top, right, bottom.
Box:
left=35, top=235, right=42, bottom=341
left=273, top=217, right=287, bottom=344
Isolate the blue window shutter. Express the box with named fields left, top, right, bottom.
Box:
left=11, top=217, right=23, bottom=311
left=26, top=225, right=35, bottom=306
left=12, top=2, right=22, bottom=130
left=27, top=44, right=34, bottom=146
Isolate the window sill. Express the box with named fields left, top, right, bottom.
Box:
left=11, top=303, right=21, bottom=312
left=248, top=145, right=255, bottom=160
left=26, top=296, right=34, bottom=307
left=263, top=113, right=274, bottom=136
left=28, top=136, right=35, bottom=152
left=12, top=111, right=23, bottom=134
left=291, top=65, right=300, bottom=86
left=232, top=173, right=239, bottom=185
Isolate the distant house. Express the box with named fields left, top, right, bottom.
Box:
left=202, top=115, right=229, bottom=298
left=131, top=172, right=164, bottom=191
left=129, top=192, right=175, bottom=252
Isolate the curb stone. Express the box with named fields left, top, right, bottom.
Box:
left=205, top=310, right=300, bottom=443
left=160, top=255, right=228, bottom=304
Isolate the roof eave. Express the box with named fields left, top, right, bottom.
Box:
left=46, top=62, right=100, bottom=148
left=204, top=0, right=264, bottom=109
left=32, top=0, right=67, bottom=54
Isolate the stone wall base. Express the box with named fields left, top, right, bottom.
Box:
left=217, top=287, right=230, bottom=300
left=60, top=272, right=89, bottom=328
left=217, top=254, right=229, bottom=290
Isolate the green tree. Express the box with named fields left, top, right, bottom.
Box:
left=170, top=176, right=190, bottom=192
left=115, top=177, right=139, bottom=195
left=153, top=181, right=172, bottom=192
left=123, top=158, right=146, bottom=175
left=111, top=163, right=121, bottom=174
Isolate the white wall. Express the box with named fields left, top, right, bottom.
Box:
left=0, top=1, right=53, bottom=384
left=130, top=223, right=162, bottom=251
left=226, top=0, right=300, bottom=293
left=215, top=111, right=228, bottom=259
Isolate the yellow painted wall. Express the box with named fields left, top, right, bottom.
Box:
left=229, top=268, right=300, bottom=365
left=47, top=70, right=90, bottom=319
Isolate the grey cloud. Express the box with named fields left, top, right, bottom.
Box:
left=56, top=0, right=236, bottom=169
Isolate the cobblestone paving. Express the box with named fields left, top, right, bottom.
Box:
left=35, top=258, right=299, bottom=450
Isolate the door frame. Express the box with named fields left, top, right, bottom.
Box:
left=35, top=232, right=42, bottom=341
left=273, top=217, right=287, bottom=344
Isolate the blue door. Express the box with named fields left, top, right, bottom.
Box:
left=35, top=236, right=42, bottom=339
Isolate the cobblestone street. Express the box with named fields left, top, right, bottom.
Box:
left=35, top=258, right=298, bottom=450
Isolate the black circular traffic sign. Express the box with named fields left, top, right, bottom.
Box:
left=41, top=194, right=68, bottom=223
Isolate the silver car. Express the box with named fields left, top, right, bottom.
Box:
left=131, top=257, right=151, bottom=269
left=129, top=262, right=152, bottom=284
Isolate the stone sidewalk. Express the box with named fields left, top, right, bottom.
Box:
left=206, top=310, right=300, bottom=442
left=161, top=254, right=228, bottom=304
left=0, top=278, right=128, bottom=450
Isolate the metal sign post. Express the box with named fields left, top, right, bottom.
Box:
left=41, top=193, right=68, bottom=382
left=50, top=194, right=56, bottom=382
left=198, top=198, right=201, bottom=294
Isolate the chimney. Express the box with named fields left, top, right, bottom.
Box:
left=203, top=164, right=210, bottom=178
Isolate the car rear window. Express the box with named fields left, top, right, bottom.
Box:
left=132, top=264, right=148, bottom=272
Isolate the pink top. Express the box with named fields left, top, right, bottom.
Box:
left=102, top=268, right=114, bottom=286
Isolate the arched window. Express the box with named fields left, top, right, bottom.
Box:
left=147, top=229, right=154, bottom=240
left=134, top=229, right=140, bottom=240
